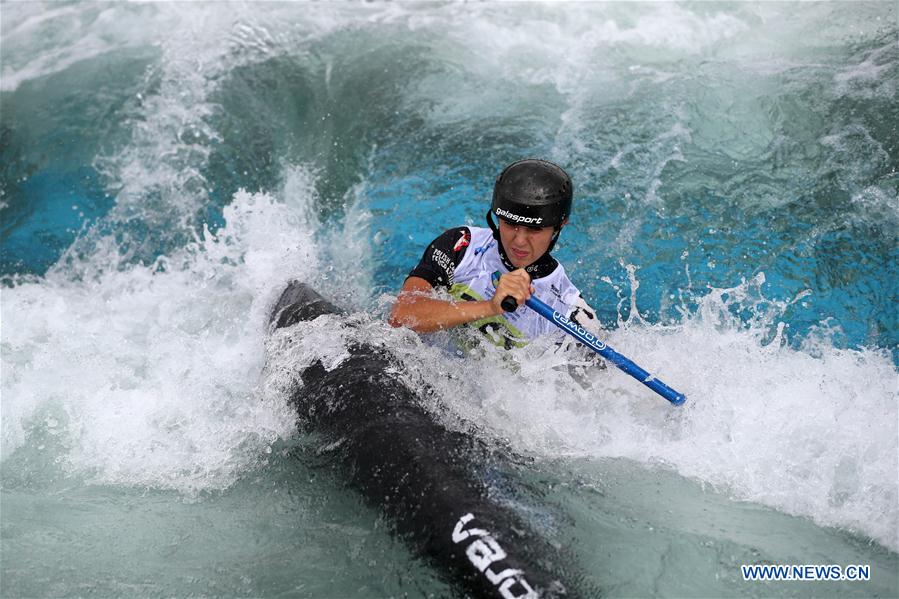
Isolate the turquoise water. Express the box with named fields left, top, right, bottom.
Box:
left=2, top=2, right=897, bottom=597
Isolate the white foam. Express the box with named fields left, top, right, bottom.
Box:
left=1, top=3, right=175, bottom=92
left=383, top=272, right=898, bottom=551
left=2, top=0, right=895, bottom=554
left=833, top=42, right=897, bottom=100
left=1, top=186, right=318, bottom=494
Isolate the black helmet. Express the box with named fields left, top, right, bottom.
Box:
left=490, top=159, right=572, bottom=229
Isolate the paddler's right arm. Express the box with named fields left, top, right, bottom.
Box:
left=388, top=226, right=533, bottom=333
left=388, top=271, right=532, bottom=333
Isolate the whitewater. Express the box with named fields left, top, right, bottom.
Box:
left=2, top=2, right=896, bottom=597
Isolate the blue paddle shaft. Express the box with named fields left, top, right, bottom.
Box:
left=504, top=294, right=686, bottom=406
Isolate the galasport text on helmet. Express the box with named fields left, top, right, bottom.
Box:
left=491, top=159, right=573, bottom=229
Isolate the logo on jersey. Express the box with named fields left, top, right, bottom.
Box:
left=495, top=208, right=543, bottom=226
left=453, top=230, right=471, bottom=252
left=431, top=248, right=456, bottom=284
left=451, top=513, right=538, bottom=599
left=474, top=240, right=496, bottom=256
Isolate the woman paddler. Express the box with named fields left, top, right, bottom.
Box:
left=389, top=159, right=602, bottom=349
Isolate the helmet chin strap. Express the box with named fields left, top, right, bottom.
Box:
left=547, top=229, right=561, bottom=253
left=486, top=209, right=500, bottom=238
left=486, top=210, right=562, bottom=268
left=486, top=210, right=515, bottom=270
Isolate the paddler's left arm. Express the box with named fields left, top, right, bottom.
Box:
left=568, top=295, right=602, bottom=337
left=556, top=295, right=607, bottom=383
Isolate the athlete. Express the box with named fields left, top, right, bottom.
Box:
left=388, top=159, right=601, bottom=349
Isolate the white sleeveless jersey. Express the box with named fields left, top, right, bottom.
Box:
left=408, top=226, right=598, bottom=348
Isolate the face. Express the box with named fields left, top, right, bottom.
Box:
left=497, top=218, right=565, bottom=268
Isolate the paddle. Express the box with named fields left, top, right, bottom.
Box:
left=493, top=273, right=686, bottom=406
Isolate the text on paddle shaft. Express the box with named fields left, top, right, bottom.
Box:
left=552, top=312, right=606, bottom=351
left=452, top=513, right=538, bottom=599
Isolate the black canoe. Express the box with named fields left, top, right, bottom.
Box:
left=269, top=281, right=593, bottom=598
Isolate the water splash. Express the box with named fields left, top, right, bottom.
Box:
left=2, top=185, right=318, bottom=494
left=1, top=0, right=895, bottom=563
left=374, top=269, right=899, bottom=551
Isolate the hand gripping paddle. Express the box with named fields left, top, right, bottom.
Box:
left=492, top=271, right=686, bottom=406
